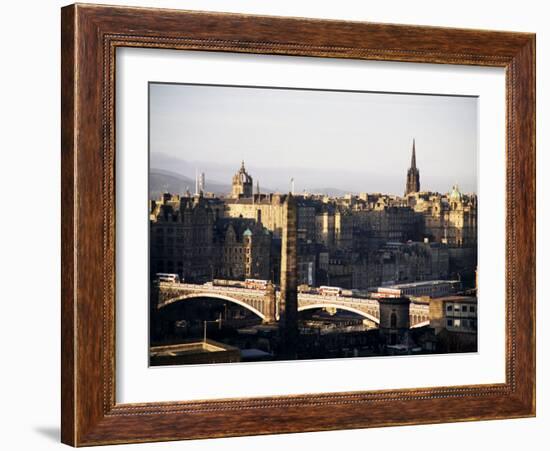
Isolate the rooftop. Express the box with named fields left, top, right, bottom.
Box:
left=379, top=279, right=459, bottom=290
left=150, top=340, right=238, bottom=357
left=431, top=296, right=477, bottom=304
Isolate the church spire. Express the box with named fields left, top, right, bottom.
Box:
left=411, top=138, right=417, bottom=169
left=405, top=139, right=420, bottom=196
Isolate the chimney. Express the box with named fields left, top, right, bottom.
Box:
left=256, top=208, right=262, bottom=224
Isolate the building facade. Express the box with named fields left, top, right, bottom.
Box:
left=150, top=193, right=271, bottom=283
left=149, top=193, right=216, bottom=282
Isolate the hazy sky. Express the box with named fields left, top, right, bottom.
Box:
left=149, top=83, right=478, bottom=195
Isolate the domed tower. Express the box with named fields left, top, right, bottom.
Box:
left=448, top=184, right=466, bottom=246
left=405, top=139, right=420, bottom=196
left=231, top=161, right=253, bottom=198
left=449, top=184, right=463, bottom=210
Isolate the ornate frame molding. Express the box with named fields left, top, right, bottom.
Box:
left=61, top=4, right=535, bottom=446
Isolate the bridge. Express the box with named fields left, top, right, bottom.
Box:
left=155, top=282, right=430, bottom=328
left=157, top=282, right=276, bottom=321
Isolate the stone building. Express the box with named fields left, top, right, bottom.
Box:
left=225, top=193, right=288, bottom=237
left=409, top=186, right=477, bottom=247
left=149, top=193, right=216, bottom=282
left=225, top=193, right=322, bottom=242
left=214, top=217, right=272, bottom=281
left=150, top=192, right=272, bottom=283
left=296, top=197, right=317, bottom=242
left=231, top=161, right=253, bottom=198
left=445, top=185, right=477, bottom=246
left=296, top=240, right=318, bottom=286
left=429, top=295, right=477, bottom=334
left=429, top=295, right=478, bottom=352
left=352, top=205, right=423, bottom=250
left=351, top=241, right=451, bottom=289
left=315, top=205, right=354, bottom=252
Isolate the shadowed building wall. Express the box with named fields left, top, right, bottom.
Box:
left=378, top=297, right=411, bottom=346
left=279, top=193, right=299, bottom=358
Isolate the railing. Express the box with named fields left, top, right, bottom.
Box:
left=160, top=282, right=383, bottom=306
left=159, top=282, right=266, bottom=296
left=298, top=293, right=380, bottom=307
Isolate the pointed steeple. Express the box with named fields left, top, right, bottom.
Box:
left=410, top=138, right=417, bottom=169
left=405, top=138, right=420, bottom=196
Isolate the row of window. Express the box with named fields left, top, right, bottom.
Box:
left=154, top=234, right=210, bottom=243
left=155, top=227, right=210, bottom=236
left=447, top=318, right=477, bottom=329
left=446, top=303, right=476, bottom=314
left=155, top=247, right=212, bottom=256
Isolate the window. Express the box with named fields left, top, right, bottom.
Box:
left=390, top=311, right=397, bottom=328
left=447, top=319, right=453, bottom=327
left=446, top=304, right=453, bottom=312
left=462, top=305, right=468, bottom=312
left=453, top=319, right=461, bottom=327
left=469, top=306, right=476, bottom=313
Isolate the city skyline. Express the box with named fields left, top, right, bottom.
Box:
left=149, top=82, right=479, bottom=366
left=150, top=83, right=478, bottom=195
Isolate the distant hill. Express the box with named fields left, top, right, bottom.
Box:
left=149, top=168, right=232, bottom=199
left=308, top=187, right=356, bottom=197
left=149, top=152, right=361, bottom=199
left=149, top=168, right=357, bottom=200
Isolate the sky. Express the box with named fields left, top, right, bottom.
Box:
left=149, top=82, right=478, bottom=195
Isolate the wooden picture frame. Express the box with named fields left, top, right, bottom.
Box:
left=61, top=3, right=535, bottom=446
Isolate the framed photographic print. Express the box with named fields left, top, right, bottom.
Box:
left=61, top=3, right=536, bottom=446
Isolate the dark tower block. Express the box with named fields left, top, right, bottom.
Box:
left=279, top=194, right=299, bottom=358
left=378, top=297, right=411, bottom=347
left=405, top=139, right=420, bottom=195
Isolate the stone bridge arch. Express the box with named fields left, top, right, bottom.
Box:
left=159, top=292, right=267, bottom=321
left=297, top=303, right=380, bottom=325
